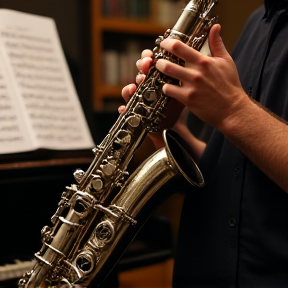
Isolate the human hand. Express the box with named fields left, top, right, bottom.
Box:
left=155, top=24, right=247, bottom=132
left=119, top=49, right=153, bottom=113
left=120, top=49, right=185, bottom=148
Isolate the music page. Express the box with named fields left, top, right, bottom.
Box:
left=0, top=9, right=94, bottom=154
left=0, top=61, right=33, bottom=153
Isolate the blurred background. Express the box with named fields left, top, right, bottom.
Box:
left=0, top=0, right=263, bottom=141
left=0, top=0, right=263, bottom=287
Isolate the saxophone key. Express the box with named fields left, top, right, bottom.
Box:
left=90, top=174, right=104, bottom=192
left=100, top=161, right=116, bottom=176
left=95, top=220, right=115, bottom=243
left=92, top=146, right=103, bottom=155
left=134, top=103, right=149, bottom=117
left=74, top=251, right=96, bottom=275
left=142, top=89, right=157, bottom=102
left=114, top=130, right=132, bottom=147
left=127, top=115, right=141, bottom=128
left=73, top=169, right=85, bottom=183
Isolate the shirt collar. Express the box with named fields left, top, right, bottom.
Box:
left=264, top=0, right=288, bottom=18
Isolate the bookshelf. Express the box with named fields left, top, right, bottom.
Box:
left=90, top=0, right=187, bottom=111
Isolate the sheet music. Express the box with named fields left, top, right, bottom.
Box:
left=0, top=62, right=32, bottom=153
left=0, top=9, right=94, bottom=153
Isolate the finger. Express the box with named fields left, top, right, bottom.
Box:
left=136, top=56, right=153, bottom=74
left=160, top=38, right=200, bottom=62
left=118, top=105, right=126, bottom=114
left=156, top=58, right=195, bottom=83
left=136, top=73, right=146, bottom=85
left=208, top=24, right=230, bottom=59
left=121, top=83, right=136, bottom=102
left=141, top=49, right=153, bottom=59
left=136, top=49, right=153, bottom=67
left=162, top=83, right=186, bottom=104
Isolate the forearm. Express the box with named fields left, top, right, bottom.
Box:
left=220, top=96, right=288, bottom=193
left=148, top=123, right=206, bottom=163
left=173, top=122, right=206, bottom=162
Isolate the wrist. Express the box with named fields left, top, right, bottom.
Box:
left=219, top=94, right=261, bottom=141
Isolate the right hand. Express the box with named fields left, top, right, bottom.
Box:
left=120, top=49, right=185, bottom=148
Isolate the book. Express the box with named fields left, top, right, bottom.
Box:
left=102, top=50, right=120, bottom=86
left=102, top=40, right=141, bottom=89
left=0, top=9, right=95, bottom=154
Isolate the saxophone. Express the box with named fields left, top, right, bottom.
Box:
left=19, top=1, right=218, bottom=287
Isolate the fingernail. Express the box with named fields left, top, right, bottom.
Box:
left=136, top=59, right=141, bottom=67
left=136, top=74, right=145, bottom=82
left=118, top=106, right=126, bottom=114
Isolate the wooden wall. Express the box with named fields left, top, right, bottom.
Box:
left=215, top=0, right=264, bottom=53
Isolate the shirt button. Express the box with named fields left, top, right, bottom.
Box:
left=234, top=166, right=240, bottom=179
left=229, top=218, right=237, bottom=227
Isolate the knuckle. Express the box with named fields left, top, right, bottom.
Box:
left=193, top=72, right=203, bottom=84
left=199, top=57, right=212, bottom=68
left=186, top=87, right=196, bottom=99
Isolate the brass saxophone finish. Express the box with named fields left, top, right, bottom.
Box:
left=19, top=1, right=218, bottom=287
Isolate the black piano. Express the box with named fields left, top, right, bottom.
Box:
left=0, top=151, right=90, bottom=285
left=0, top=150, right=173, bottom=288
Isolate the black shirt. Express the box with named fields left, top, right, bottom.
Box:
left=173, top=1, right=288, bottom=287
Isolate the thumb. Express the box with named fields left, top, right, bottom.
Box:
left=208, top=24, right=230, bottom=59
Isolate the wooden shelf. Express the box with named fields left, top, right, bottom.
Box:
left=94, top=17, right=170, bottom=35
left=90, top=0, right=177, bottom=111
left=98, top=85, right=124, bottom=97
